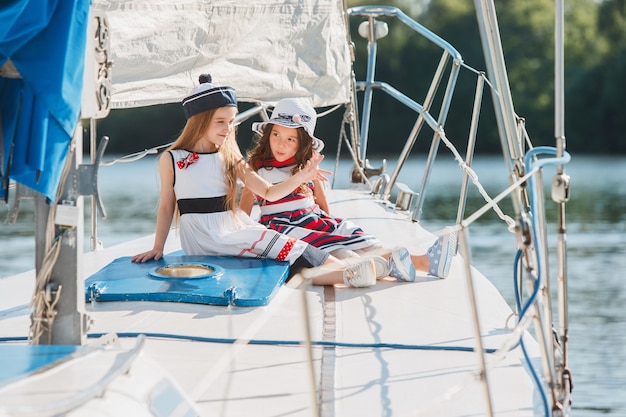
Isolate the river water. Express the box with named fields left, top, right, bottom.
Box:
left=1, top=154, right=624, bottom=416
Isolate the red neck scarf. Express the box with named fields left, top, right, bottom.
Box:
left=257, top=157, right=297, bottom=169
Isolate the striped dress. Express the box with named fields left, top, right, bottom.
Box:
left=255, top=160, right=382, bottom=254
left=169, top=149, right=310, bottom=265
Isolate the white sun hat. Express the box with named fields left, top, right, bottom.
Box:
left=252, top=98, right=325, bottom=152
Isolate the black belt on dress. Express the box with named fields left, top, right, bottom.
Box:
left=178, top=196, right=227, bottom=214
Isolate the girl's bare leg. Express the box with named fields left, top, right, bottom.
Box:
left=300, top=255, right=376, bottom=287
left=300, top=256, right=346, bottom=286
left=358, top=247, right=430, bottom=273
left=329, top=248, right=360, bottom=259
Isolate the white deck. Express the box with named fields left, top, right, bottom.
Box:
left=0, top=189, right=541, bottom=416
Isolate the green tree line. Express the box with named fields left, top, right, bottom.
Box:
left=94, top=0, right=626, bottom=156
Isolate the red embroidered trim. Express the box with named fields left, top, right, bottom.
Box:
left=276, top=238, right=296, bottom=261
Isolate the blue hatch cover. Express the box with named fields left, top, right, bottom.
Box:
left=85, top=255, right=290, bottom=307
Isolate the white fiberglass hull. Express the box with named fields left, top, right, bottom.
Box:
left=0, top=189, right=541, bottom=416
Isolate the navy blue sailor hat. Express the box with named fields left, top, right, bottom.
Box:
left=182, top=74, right=237, bottom=119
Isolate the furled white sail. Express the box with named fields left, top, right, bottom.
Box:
left=93, top=0, right=352, bottom=108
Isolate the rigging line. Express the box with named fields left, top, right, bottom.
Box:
left=460, top=62, right=496, bottom=91
left=106, top=333, right=499, bottom=353
left=457, top=165, right=540, bottom=232
left=437, top=128, right=516, bottom=229
left=29, top=230, right=65, bottom=344
left=521, top=333, right=551, bottom=416
left=331, top=108, right=351, bottom=189
left=335, top=101, right=360, bottom=166
left=99, top=101, right=262, bottom=168
left=0, top=303, right=30, bottom=319
left=515, top=256, right=541, bottom=322
left=512, top=248, right=551, bottom=416
left=524, top=147, right=571, bottom=410
left=7, top=328, right=542, bottom=414
left=99, top=104, right=345, bottom=169
left=522, top=148, right=571, bottom=326
left=340, top=128, right=372, bottom=187
left=316, top=104, right=343, bottom=119
left=30, top=140, right=75, bottom=343
left=4, top=328, right=541, bottom=417
left=498, top=146, right=571, bottom=413
left=472, top=252, right=539, bottom=358
left=0, top=334, right=497, bottom=354
left=100, top=144, right=166, bottom=167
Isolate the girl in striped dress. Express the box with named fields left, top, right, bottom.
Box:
left=131, top=75, right=381, bottom=288
left=240, top=98, right=456, bottom=280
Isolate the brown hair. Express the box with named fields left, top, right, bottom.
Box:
left=247, top=124, right=314, bottom=175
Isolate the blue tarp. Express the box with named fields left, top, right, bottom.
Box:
left=0, top=0, right=90, bottom=202
left=0, top=344, right=85, bottom=385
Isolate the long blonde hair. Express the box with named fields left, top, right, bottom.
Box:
left=168, top=107, right=242, bottom=213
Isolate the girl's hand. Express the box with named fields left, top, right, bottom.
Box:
left=300, top=153, right=331, bottom=182
left=131, top=249, right=164, bottom=263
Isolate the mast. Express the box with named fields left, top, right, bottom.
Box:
left=553, top=0, right=573, bottom=405
left=33, top=130, right=87, bottom=345
left=31, top=7, right=111, bottom=345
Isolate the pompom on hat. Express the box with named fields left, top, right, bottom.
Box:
left=182, top=74, right=237, bottom=119
left=252, top=98, right=325, bottom=152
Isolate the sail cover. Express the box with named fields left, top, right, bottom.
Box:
left=92, top=0, right=353, bottom=108
left=0, top=0, right=90, bottom=202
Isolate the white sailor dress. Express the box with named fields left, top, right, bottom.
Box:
left=169, top=149, right=309, bottom=264
left=255, top=163, right=383, bottom=253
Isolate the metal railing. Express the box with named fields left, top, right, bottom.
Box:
left=347, top=4, right=572, bottom=415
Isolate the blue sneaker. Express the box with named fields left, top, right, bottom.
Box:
left=388, top=247, right=416, bottom=282
left=426, top=227, right=457, bottom=279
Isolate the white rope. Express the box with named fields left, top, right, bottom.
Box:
left=338, top=107, right=372, bottom=188
left=29, top=231, right=65, bottom=344
left=435, top=126, right=517, bottom=231
left=29, top=139, right=73, bottom=344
